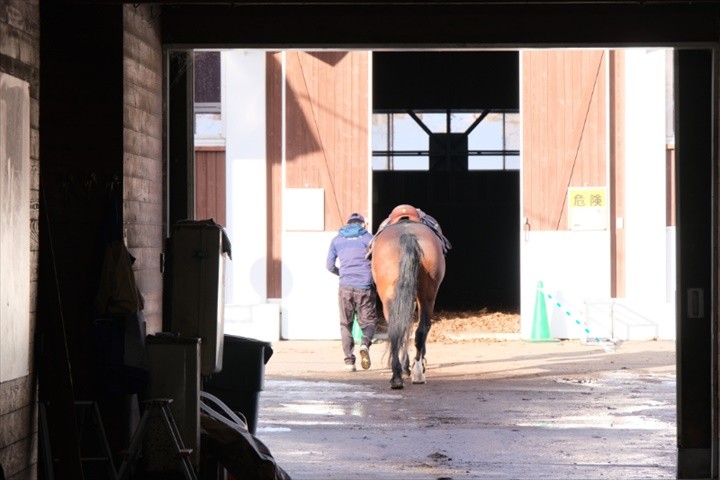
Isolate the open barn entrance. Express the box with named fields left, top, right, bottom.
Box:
left=371, top=52, right=520, bottom=311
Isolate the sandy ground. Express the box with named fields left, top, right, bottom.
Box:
left=253, top=311, right=677, bottom=480
left=427, top=309, right=520, bottom=342
left=375, top=308, right=521, bottom=343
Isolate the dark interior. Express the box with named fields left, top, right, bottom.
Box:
left=373, top=171, right=520, bottom=310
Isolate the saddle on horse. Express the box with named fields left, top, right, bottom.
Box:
left=367, top=204, right=452, bottom=258
left=386, top=204, right=422, bottom=224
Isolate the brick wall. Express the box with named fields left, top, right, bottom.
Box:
left=122, top=5, right=164, bottom=334
left=0, top=0, right=40, bottom=478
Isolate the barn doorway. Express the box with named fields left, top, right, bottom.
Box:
left=183, top=46, right=696, bottom=476
left=371, top=111, right=520, bottom=311
left=371, top=51, right=521, bottom=312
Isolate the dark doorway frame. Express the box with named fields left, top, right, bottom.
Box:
left=159, top=5, right=720, bottom=477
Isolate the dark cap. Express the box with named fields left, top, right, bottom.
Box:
left=347, top=213, right=365, bottom=224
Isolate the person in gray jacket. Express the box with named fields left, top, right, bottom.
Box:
left=326, top=213, right=379, bottom=371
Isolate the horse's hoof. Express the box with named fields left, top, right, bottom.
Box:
left=411, top=360, right=426, bottom=384
left=391, top=378, right=404, bottom=389
left=403, top=370, right=411, bottom=379
left=411, top=379, right=426, bottom=384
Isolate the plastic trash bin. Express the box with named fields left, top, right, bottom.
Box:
left=202, top=335, right=273, bottom=434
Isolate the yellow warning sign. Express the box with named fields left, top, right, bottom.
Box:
left=568, top=187, right=607, bottom=230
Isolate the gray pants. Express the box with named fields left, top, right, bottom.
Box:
left=338, top=286, right=379, bottom=365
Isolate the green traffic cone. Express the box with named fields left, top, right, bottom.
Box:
left=352, top=313, right=363, bottom=344
left=531, top=281, right=552, bottom=341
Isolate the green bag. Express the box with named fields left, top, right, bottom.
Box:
left=352, top=313, right=363, bottom=344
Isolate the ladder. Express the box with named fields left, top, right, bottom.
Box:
left=117, top=398, right=197, bottom=480
left=42, top=398, right=197, bottom=480
left=75, top=401, right=118, bottom=480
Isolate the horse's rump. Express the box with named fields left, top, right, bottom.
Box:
left=370, top=221, right=445, bottom=293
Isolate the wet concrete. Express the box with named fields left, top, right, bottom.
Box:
left=256, top=339, right=676, bottom=480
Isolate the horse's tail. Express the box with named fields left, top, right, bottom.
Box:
left=388, top=232, right=421, bottom=365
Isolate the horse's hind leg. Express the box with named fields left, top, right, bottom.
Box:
left=411, top=357, right=425, bottom=384
left=390, top=353, right=405, bottom=389
left=411, top=306, right=431, bottom=384
left=390, top=333, right=406, bottom=389
left=401, top=349, right=411, bottom=379
left=391, top=342, right=411, bottom=388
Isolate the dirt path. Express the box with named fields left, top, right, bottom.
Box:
left=257, top=336, right=676, bottom=479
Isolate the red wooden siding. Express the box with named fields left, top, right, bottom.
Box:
left=284, top=51, right=370, bottom=230
left=522, top=49, right=608, bottom=231
left=194, top=147, right=227, bottom=227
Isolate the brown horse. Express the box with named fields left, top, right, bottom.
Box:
left=371, top=219, right=446, bottom=389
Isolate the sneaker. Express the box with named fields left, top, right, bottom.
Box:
left=345, top=363, right=356, bottom=372
left=359, top=345, right=371, bottom=370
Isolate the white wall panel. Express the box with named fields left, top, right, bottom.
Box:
left=282, top=231, right=340, bottom=340
left=0, top=73, right=30, bottom=382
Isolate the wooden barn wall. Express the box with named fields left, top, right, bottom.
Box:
left=194, top=147, right=227, bottom=228
left=284, top=51, right=370, bottom=230
left=267, top=52, right=283, bottom=299
left=522, top=50, right=608, bottom=231
left=609, top=50, right=626, bottom=298
left=0, top=1, right=39, bottom=478
left=123, top=4, right=164, bottom=334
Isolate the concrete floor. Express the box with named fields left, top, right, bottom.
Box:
left=254, top=338, right=676, bottom=480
